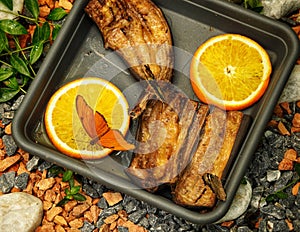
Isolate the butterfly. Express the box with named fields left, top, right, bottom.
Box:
left=76, top=95, right=135, bottom=151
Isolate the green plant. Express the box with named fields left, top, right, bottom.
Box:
left=242, top=0, right=263, bottom=13
left=265, top=163, right=300, bottom=202
left=0, top=0, right=68, bottom=102
left=48, top=166, right=86, bottom=206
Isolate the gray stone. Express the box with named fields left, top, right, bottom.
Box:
left=26, top=156, right=40, bottom=171
left=262, top=0, right=300, bottom=19
left=11, top=95, right=24, bottom=111
left=260, top=204, right=286, bottom=220
left=0, top=192, right=43, bottom=232
left=267, top=170, right=281, bottom=182
left=279, top=65, right=300, bottom=103
left=14, top=172, right=29, bottom=190
left=2, top=135, right=17, bottom=156
left=217, top=179, right=252, bottom=223
left=0, top=171, right=15, bottom=193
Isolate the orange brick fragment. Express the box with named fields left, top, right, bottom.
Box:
left=104, top=214, right=119, bottom=224
left=103, top=192, right=123, bottom=206
left=39, top=5, right=51, bottom=18
left=46, top=206, right=63, bottom=221
left=71, top=203, right=90, bottom=217
left=54, top=215, right=68, bottom=227
left=292, top=182, right=300, bottom=196
left=280, top=102, right=292, bottom=115
left=284, top=149, right=297, bottom=161
left=273, top=104, right=283, bottom=118
left=292, top=113, right=300, bottom=128
left=278, top=158, right=294, bottom=171
left=278, top=121, right=290, bottom=136
left=37, top=177, right=56, bottom=190
left=55, top=224, right=66, bottom=232
left=4, top=123, right=12, bottom=134
left=221, top=220, right=235, bottom=228
left=69, top=218, right=84, bottom=228
left=0, top=154, right=21, bottom=172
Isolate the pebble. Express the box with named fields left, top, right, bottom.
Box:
left=26, top=155, right=40, bottom=171
left=14, top=172, right=29, bottom=190
left=0, top=171, right=15, bottom=193
left=0, top=192, right=43, bottom=232
left=2, top=135, right=17, bottom=156
left=267, top=170, right=281, bottom=182
left=217, top=180, right=252, bottom=223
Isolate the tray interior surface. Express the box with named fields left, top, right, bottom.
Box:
left=13, top=0, right=300, bottom=224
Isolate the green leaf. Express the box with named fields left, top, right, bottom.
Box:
left=65, top=188, right=71, bottom=195
left=52, top=24, right=61, bottom=41
left=72, top=193, right=86, bottom=202
left=41, top=22, right=50, bottom=41
left=4, top=76, right=19, bottom=90
left=0, top=20, right=28, bottom=35
left=0, top=0, right=13, bottom=11
left=47, top=8, right=68, bottom=21
left=69, top=177, right=74, bottom=188
left=295, top=163, right=300, bottom=176
left=10, top=54, right=32, bottom=77
left=20, top=76, right=30, bottom=88
left=62, top=170, right=73, bottom=182
left=56, top=198, right=70, bottom=206
left=0, top=30, right=9, bottom=53
left=275, top=191, right=288, bottom=199
left=265, top=194, right=276, bottom=202
left=32, top=26, right=41, bottom=44
left=30, top=41, right=43, bottom=64
left=0, top=87, right=20, bottom=102
left=70, top=186, right=80, bottom=195
left=0, top=68, right=14, bottom=81
left=24, top=0, right=39, bottom=20
left=48, top=166, right=64, bottom=177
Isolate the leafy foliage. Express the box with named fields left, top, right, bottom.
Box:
left=265, top=163, right=300, bottom=203
left=242, top=0, right=263, bottom=13
left=48, top=166, right=87, bottom=206
left=0, top=0, right=69, bottom=102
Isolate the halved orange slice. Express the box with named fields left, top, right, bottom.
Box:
left=44, top=77, right=132, bottom=159
left=190, top=34, right=272, bottom=110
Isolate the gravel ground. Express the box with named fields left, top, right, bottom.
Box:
left=1, top=1, right=300, bottom=232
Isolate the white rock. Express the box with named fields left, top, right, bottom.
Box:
left=0, top=0, right=24, bottom=20
left=262, top=0, right=300, bottom=19
left=279, top=65, right=300, bottom=103
left=217, top=179, right=252, bottom=223
left=0, top=192, right=43, bottom=232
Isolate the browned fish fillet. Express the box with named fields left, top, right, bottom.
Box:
left=85, top=0, right=173, bottom=81
left=126, top=83, right=209, bottom=191
left=173, top=108, right=243, bottom=208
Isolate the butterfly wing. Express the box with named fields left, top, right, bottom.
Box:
left=76, top=95, right=98, bottom=139
left=76, top=95, right=134, bottom=150
left=100, top=129, right=135, bottom=151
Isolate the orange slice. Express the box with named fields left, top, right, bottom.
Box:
left=190, top=34, right=272, bottom=110
left=44, top=77, right=132, bottom=159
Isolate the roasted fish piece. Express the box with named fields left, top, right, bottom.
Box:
left=126, top=82, right=209, bottom=191
left=173, top=108, right=243, bottom=208
left=85, top=0, right=173, bottom=81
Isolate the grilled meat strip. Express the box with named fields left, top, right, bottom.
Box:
left=85, top=0, right=173, bottom=81
left=126, top=86, right=209, bottom=191
left=173, top=108, right=243, bottom=208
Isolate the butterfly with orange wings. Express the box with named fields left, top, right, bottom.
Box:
left=76, top=95, right=135, bottom=151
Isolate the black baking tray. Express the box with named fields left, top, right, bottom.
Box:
left=12, top=0, right=300, bottom=224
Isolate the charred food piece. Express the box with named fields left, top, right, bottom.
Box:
left=126, top=86, right=209, bottom=191
left=85, top=0, right=173, bottom=81
left=173, top=108, right=243, bottom=208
